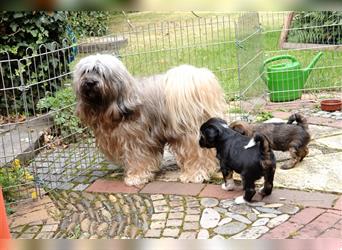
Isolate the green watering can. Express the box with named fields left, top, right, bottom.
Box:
left=261, top=52, right=323, bottom=102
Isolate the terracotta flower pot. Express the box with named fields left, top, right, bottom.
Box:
left=320, top=99, right=342, bottom=112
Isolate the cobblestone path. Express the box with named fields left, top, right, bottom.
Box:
left=9, top=188, right=340, bottom=239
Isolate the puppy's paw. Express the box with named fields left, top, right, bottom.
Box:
left=234, top=196, right=247, bottom=204
left=221, top=179, right=235, bottom=191
left=280, top=163, right=294, bottom=170
left=258, top=185, right=273, bottom=196
left=258, top=186, right=265, bottom=195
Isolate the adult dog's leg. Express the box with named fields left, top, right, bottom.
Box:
left=124, top=147, right=163, bottom=186
left=170, top=135, right=218, bottom=183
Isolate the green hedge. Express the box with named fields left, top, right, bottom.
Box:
left=288, top=11, right=342, bottom=45
left=67, top=11, right=111, bottom=38
left=0, top=11, right=114, bottom=115
left=0, top=11, right=72, bottom=115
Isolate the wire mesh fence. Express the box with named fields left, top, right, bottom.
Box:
left=0, top=11, right=341, bottom=205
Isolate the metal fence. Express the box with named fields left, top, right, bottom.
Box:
left=0, top=11, right=341, bottom=204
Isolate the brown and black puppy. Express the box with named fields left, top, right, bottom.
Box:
left=229, top=113, right=310, bottom=170
left=199, top=117, right=276, bottom=203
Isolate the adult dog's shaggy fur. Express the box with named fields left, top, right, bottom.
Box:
left=229, top=113, right=310, bottom=169
left=73, top=54, right=226, bottom=186
left=199, top=118, right=276, bottom=202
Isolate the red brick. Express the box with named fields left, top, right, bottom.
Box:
left=198, top=184, right=243, bottom=200
left=293, top=212, right=341, bottom=239
left=327, top=209, right=341, bottom=215
left=139, top=181, right=204, bottom=196
left=289, top=207, right=326, bottom=225
left=261, top=189, right=338, bottom=209
left=333, top=219, right=341, bottom=231
left=86, top=179, right=141, bottom=194
left=318, top=228, right=341, bottom=239
left=260, top=221, right=303, bottom=239
left=271, top=111, right=292, bottom=120
left=333, top=196, right=342, bottom=210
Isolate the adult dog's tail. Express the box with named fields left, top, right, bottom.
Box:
left=287, top=113, right=309, bottom=132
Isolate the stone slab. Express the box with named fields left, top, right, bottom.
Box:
left=316, top=134, right=342, bottom=149
left=262, top=189, right=338, bottom=209
left=8, top=196, right=57, bottom=228
left=273, top=152, right=342, bottom=193
left=308, top=124, right=342, bottom=139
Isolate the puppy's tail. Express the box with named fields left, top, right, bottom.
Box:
left=287, top=113, right=309, bottom=132
left=254, top=133, right=274, bottom=168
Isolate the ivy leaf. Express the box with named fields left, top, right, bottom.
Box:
left=29, top=29, right=38, bottom=37
left=10, top=23, right=18, bottom=32
left=13, top=12, right=24, bottom=18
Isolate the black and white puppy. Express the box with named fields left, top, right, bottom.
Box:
left=199, top=117, right=276, bottom=203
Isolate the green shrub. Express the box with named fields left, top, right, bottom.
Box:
left=255, top=111, right=273, bottom=122
left=67, top=11, right=111, bottom=38
left=0, top=159, right=34, bottom=204
left=288, top=11, right=342, bottom=45
left=37, top=87, right=83, bottom=138
left=0, top=11, right=73, bottom=115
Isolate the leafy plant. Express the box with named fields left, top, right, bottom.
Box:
left=0, top=11, right=73, bottom=115
left=37, top=87, right=83, bottom=138
left=0, top=159, right=34, bottom=204
left=255, top=111, right=273, bottom=122
left=230, top=107, right=244, bottom=113
left=287, top=11, right=342, bottom=45
left=67, top=11, right=111, bottom=38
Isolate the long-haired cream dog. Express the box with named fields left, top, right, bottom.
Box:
left=73, top=54, right=226, bottom=186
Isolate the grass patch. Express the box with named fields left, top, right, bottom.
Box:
left=74, top=12, right=341, bottom=99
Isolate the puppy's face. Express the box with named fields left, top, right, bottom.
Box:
left=199, top=118, right=227, bottom=148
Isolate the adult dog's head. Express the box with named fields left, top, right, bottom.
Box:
left=73, top=54, right=140, bottom=122
left=199, top=117, right=229, bottom=148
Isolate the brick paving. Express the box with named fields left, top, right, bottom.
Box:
left=140, top=182, right=205, bottom=196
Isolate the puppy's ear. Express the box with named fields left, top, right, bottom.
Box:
left=232, top=125, right=246, bottom=135
left=207, top=123, right=224, bottom=137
